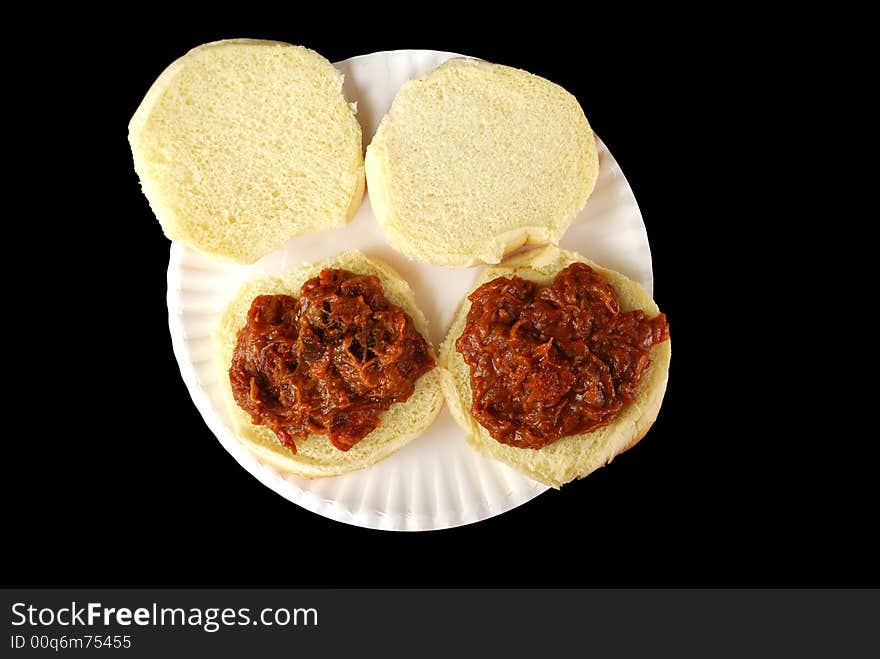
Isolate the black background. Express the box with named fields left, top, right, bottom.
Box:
left=8, top=15, right=873, bottom=587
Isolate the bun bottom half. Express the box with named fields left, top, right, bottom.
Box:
left=439, top=246, right=671, bottom=488
left=214, top=250, right=443, bottom=478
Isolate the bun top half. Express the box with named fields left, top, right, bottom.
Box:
left=366, top=58, right=598, bottom=267
left=129, top=39, right=365, bottom=263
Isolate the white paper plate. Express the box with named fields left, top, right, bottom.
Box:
left=167, top=49, right=653, bottom=531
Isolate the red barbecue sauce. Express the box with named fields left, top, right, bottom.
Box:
left=456, top=263, right=669, bottom=449
left=229, top=269, right=434, bottom=453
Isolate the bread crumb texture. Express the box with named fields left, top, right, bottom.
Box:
left=366, top=59, right=598, bottom=266
left=129, top=39, right=364, bottom=263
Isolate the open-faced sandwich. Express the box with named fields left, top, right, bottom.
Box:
left=215, top=251, right=443, bottom=477
left=440, top=246, right=670, bottom=488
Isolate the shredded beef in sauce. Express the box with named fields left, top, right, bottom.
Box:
left=456, top=263, right=669, bottom=449
left=229, top=269, right=434, bottom=453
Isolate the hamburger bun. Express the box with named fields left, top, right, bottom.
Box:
left=439, top=245, right=670, bottom=488
left=214, top=250, right=442, bottom=478
left=129, top=39, right=365, bottom=263
left=365, top=58, right=599, bottom=266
